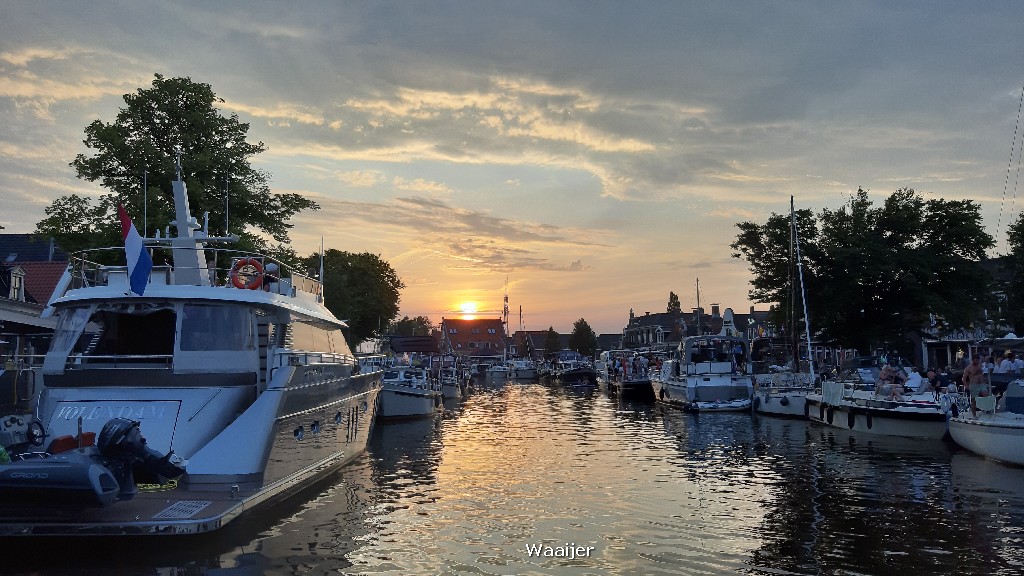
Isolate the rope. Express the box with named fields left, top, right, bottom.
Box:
left=996, top=82, right=1024, bottom=254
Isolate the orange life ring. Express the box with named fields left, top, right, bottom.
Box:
left=230, top=257, right=264, bottom=289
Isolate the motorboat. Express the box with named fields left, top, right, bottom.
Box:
left=379, top=366, right=441, bottom=418
left=507, top=358, right=539, bottom=381
left=653, top=310, right=753, bottom=412
left=804, top=357, right=954, bottom=439
left=550, top=350, right=597, bottom=387
left=0, top=168, right=382, bottom=536
left=948, top=379, right=1024, bottom=466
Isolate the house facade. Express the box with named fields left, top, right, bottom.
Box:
left=439, top=317, right=508, bottom=361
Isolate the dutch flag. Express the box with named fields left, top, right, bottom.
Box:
left=118, top=204, right=153, bottom=296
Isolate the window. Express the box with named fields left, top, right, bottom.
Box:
left=180, top=305, right=253, bottom=351
left=471, top=328, right=480, bottom=334
left=468, top=342, right=477, bottom=349
left=487, top=328, right=496, bottom=334
left=449, top=328, right=457, bottom=334
left=9, top=269, right=25, bottom=301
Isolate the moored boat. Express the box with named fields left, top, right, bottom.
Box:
left=654, top=310, right=753, bottom=412
left=0, top=168, right=382, bottom=536
left=805, top=357, right=954, bottom=439
left=948, top=379, right=1024, bottom=466
left=379, top=366, right=441, bottom=418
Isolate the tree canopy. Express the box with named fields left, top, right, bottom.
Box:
left=1003, top=215, right=1024, bottom=333
left=667, top=291, right=681, bottom=315
left=389, top=316, right=435, bottom=337
left=732, top=188, right=994, bottom=355
left=302, top=249, right=404, bottom=347
left=543, top=327, right=561, bottom=357
left=37, top=74, right=317, bottom=256
left=568, top=318, right=598, bottom=358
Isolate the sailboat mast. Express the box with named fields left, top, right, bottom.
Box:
left=791, top=198, right=815, bottom=383
left=789, top=196, right=799, bottom=367
left=695, top=277, right=702, bottom=335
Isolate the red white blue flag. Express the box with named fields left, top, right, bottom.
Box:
left=118, top=204, right=153, bottom=296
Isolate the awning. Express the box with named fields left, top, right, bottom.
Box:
left=0, top=307, right=57, bottom=330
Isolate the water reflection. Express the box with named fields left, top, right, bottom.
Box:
left=7, top=382, right=1024, bottom=575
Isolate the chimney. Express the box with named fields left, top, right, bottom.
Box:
left=711, top=304, right=720, bottom=318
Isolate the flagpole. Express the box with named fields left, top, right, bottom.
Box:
left=143, top=168, right=148, bottom=238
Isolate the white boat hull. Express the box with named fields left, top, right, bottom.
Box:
left=949, top=413, right=1024, bottom=466
left=805, top=394, right=949, bottom=439
left=752, top=388, right=811, bottom=418
left=379, top=385, right=440, bottom=418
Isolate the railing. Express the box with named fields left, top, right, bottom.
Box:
left=65, top=354, right=173, bottom=369
left=64, top=247, right=323, bottom=298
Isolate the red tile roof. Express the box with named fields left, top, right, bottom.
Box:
left=440, top=317, right=507, bottom=357
left=19, top=261, right=68, bottom=305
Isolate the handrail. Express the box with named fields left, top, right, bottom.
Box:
left=63, top=247, right=323, bottom=298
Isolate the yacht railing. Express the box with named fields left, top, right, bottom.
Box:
left=65, top=354, right=174, bottom=369
left=64, top=247, right=323, bottom=298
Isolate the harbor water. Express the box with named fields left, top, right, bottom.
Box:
left=7, top=381, right=1024, bottom=575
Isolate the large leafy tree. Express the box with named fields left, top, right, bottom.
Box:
left=303, top=249, right=404, bottom=347
left=732, top=188, right=993, bottom=355
left=37, top=74, right=317, bottom=257
left=568, top=318, right=598, bottom=358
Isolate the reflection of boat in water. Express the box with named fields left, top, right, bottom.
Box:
left=379, top=366, right=441, bottom=418
left=805, top=356, right=953, bottom=439
left=0, top=166, right=381, bottom=536
left=948, top=379, right=1024, bottom=466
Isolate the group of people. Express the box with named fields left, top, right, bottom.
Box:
left=876, top=364, right=949, bottom=402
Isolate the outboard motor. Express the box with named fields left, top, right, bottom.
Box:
left=0, top=418, right=184, bottom=509
left=98, top=418, right=185, bottom=500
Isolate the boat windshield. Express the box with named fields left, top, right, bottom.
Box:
left=51, top=303, right=177, bottom=361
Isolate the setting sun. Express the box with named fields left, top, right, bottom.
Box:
left=459, top=301, right=478, bottom=319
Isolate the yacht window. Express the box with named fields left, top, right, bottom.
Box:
left=180, top=305, right=253, bottom=351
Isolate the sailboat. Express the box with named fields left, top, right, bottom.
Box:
left=752, top=197, right=817, bottom=418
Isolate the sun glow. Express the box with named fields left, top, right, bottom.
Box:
left=459, top=301, right=478, bottom=319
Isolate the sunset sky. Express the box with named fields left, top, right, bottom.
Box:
left=3, top=2, right=1024, bottom=334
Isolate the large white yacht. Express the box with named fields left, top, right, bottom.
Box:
left=0, top=168, right=382, bottom=536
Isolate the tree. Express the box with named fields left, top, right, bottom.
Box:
left=568, top=318, right=598, bottom=358
left=732, top=188, right=993, bottom=355
left=667, top=291, right=681, bottom=315
left=389, top=316, right=435, bottom=336
left=543, top=327, right=561, bottom=358
left=303, top=249, right=404, bottom=347
left=1003, top=215, right=1024, bottom=333
left=37, top=74, right=317, bottom=258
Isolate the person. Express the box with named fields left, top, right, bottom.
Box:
left=1014, top=352, right=1024, bottom=375
left=983, top=354, right=995, bottom=375
left=962, top=353, right=990, bottom=418
left=920, top=368, right=941, bottom=398
left=878, top=365, right=905, bottom=400
left=994, top=352, right=1013, bottom=374
left=904, top=366, right=923, bottom=390
left=264, top=262, right=280, bottom=293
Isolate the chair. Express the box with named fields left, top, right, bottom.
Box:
left=975, top=393, right=997, bottom=415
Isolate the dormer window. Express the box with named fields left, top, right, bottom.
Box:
left=449, top=328, right=457, bottom=334
left=8, top=267, right=25, bottom=301
left=487, top=328, right=496, bottom=334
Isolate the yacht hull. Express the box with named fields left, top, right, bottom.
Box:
left=0, top=371, right=380, bottom=536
